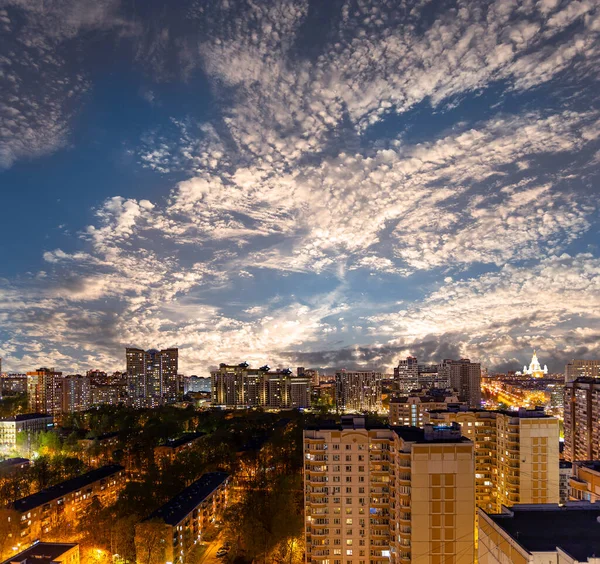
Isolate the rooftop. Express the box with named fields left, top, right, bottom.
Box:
left=485, top=504, right=600, bottom=561
left=1, top=542, right=77, bottom=564
left=13, top=464, right=124, bottom=512
left=0, top=458, right=29, bottom=468
left=159, top=432, right=205, bottom=449
left=393, top=423, right=471, bottom=444
left=577, top=460, right=600, bottom=473
left=0, top=413, right=52, bottom=422
left=144, top=472, right=229, bottom=526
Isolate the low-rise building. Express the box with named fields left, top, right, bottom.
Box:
left=478, top=504, right=600, bottom=564
left=388, top=390, right=463, bottom=426
left=0, top=542, right=79, bottom=564
left=0, top=457, right=30, bottom=477
left=0, top=374, right=27, bottom=395
left=154, top=432, right=204, bottom=466
left=136, top=472, right=229, bottom=564
left=0, top=414, right=54, bottom=447
left=12, top=464, right=126, bottom=544
left=569, top=461, right=600, bottom=502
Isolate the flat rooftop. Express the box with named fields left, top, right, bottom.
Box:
left=160, top=432, right=205, bottom=449
left=392, top=424, right=471, bottom=444
left=0, top=413, right=52, bottom=422
left=486, top=504, right=600, bottom=561
left=0, top=458, right=29, bottom=469
left=13, top=464, right=124, bottom=512
left=144, top=472, right=229, bottom=526
left=1, top=542, right=77, bottom=564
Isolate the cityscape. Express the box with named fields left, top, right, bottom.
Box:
left=1, top=0, right=600, bottom=564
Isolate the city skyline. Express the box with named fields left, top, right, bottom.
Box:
left=1, top=0, right=599, bottom=377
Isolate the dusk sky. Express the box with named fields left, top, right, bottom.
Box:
left=1, top=0, right=599, bottom=375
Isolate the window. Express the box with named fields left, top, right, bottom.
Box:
left=346, top=466, right=352, bottom=472
left=346, top=487, right=352, bottom=493
left=346, top=445, right=352, bottom=450
left=346, top=540, right=353, bottom=546
left=333, top=444, right=340, bottom=450
left=346, top=518, right=353, bottom=525
left=346, top=455, right=352, bottom=461
left=346, top=477, right=352, bottom=483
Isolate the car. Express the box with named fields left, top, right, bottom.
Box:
left=216, top=546, right=230, bottom=558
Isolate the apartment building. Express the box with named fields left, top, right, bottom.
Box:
left=478, top=504, right=600, bottom=564
left=211, top=363, right=311, bottom=409
left=26, top=369, right=63, bottom=416
left=0, top=374, right=27, bottom=395
left=335, top=371, right=382, bottom=413
left=12, top=464, right=126, bottom=544
left=565, top=359, right=600, bottom=383
left=136, top=472, right=229, bottom=564
left=388, top=390, right=463, bottom=427
left=563, top=377, right=600, bottom=462
left=126, top=347, right=179, bottom=406
left=61, top=375, right=92, bottom=413
left=0, top=413, right=54, bottom=447
left=154, top=432, right=204, bottom=466
left=303, top=416, right=475, bottom=564
left=569, top=461, right=600, bottom=502
left=393, top=357, right=449, bottom=392
left=439, top=359, right=482, bottom=408
left=427, top=407, right=559, bottom=513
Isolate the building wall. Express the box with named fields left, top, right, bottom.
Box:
left=569, top=464, right=600, bottom=502
left=15, top=468, right=126, bottom=545
left=564, top=378, right=600, bottom=462
left=335, top=371, right=382, bottom=412
left=0, top=415, right=54, bottom=447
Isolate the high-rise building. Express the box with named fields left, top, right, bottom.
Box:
left=61, top=375, right=91, bottom=413
left=427, top=406, right=560, bottom=513
left=388, top=389, right=463, bottom=426
left=0, top=374, right=27, bottom=394
left=563, top=377, right=600, bottom=462
left=520, top=350, right=548, bottom=378
left=335, top=370, right=382, bottom=412
left=439, top=359, right=482, bottom=408
left=393, top=357, right=449, bottom=392
left=126, top=347, right=179, bottom=406
left=304, top=416, right=475, bottom=564
left=565, top=359, right=600, bottom=383
left=26, top=368, right=63, bottom=416
left=211, top=363, right=311, bottom=409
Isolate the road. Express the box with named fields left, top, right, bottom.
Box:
left=198, top=533, right=227, bottom=564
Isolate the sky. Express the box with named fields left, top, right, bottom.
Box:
left=0, top=0, right=599, bottom=376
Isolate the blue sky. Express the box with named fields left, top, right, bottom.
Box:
left=1, top=0, right=599, bottom=375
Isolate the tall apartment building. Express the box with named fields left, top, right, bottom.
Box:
left=136, top=472, right=229, bottom=564
left=304, top=417, right=475, bottom=564
left=427, top=407, right=559, bottom=513
left=388, top=390, right=463, bottom=426
left=211, top=363, right=311, bottom=409
left=126, top=347, right=179, bottom=406
left=61, top=375, right=91, bottom=413
left=26, top=368, right=63, bottom=415
left=563, top=377, right=600, bottom=462
left=565, top=359, right=600, bottom=383
left=439, top=359, right=482, bottom=408
left=335, top=371, right=382, bottom=412
left=393, top=357, right=449, bottom=392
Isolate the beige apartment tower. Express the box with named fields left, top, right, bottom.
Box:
left=427, top=407, right=559, bottom=513
left=303, top=416, right=475, bottom=564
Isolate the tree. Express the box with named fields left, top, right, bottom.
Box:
left=0, top=509, right=21, bottom=561
left=134, top=521, right=168, bottom=564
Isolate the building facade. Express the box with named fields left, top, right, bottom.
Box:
left=335, top=371, right=382, bottom=413
left=0, top=374, right=27, bottom=395
left=388, top=390, right=463, bottom=427
left=565, top=359, right=600, bottom=383
left=0, top=413, right=54, bottom=447
left=0, top=543, right=79, bottom=564
left=26, top=368, right=63, bottom=416
left=61, top=375, right=92, bottom=413
left=393, top=357, right=450, bottom=393
left=211, top=363, right=311, bottom=409
left=126, top=347, right=179, bottom=406
left=427, top=407, right=559, bottom=513
left=569, top=461, right=600, bottom=502
left=439, top=359, right=482, bottom=408
left=304, top=417, right=475, bottom=564
left=563, top=377, right=600, bottom=462
left=136, top=472, right=229, bottom=564
left=12, top=465, right=126, bottom=545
